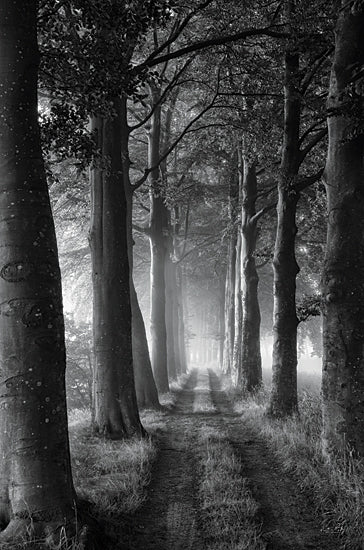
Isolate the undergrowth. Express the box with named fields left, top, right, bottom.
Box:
left=234, top=388, right=364, bottom=550
left=70, top=404, right=172, bottom=549
left=198, top=425, right=266, bottom=550
left=69, top=406, right=167, bottom=518
left=2, top=405, right=165, bottom=549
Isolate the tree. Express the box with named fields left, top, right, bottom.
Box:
left=222, top=153, right=239, bottom=375
left=0, top=0, right=77, bottom=543
left=41, top=2, right=167, bottom=429
left=90, top=102, right=145, bottom=437
left=269, top=0, right=331, bottom=416
left=321, top=0, right=364, bottom=457
left=148, top=82, right=170, bottom=392
left=238, top=158, right=263, bottom=390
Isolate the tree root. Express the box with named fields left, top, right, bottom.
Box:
left=0, top=515, right=97, bottom=549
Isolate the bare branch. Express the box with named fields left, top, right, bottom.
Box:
left=133, top=25, right=289, bottom=74
left=299, top=127, right=327, bottom=164
left=300, top=46, right=334, bottom=96
left=129, top=56, right=195, bottom=132
left=132, top=86, right=220, bottom=191
left=139, top=0, right=215, bottom=70
left=250, top=202, right=276, bottom=225
left=299, top=117, right=327, bottom=145
left=294, top=168, right=324, bottom=193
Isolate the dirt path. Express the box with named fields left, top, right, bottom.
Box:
left=122, top=369, right=339, bottom=550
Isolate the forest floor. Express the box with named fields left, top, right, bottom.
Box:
left=120, top=368, right=340, bottom=550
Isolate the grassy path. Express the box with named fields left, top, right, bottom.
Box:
left=122, top=369, right=339, bottom=550
left=208, top=371, right=337, bottom=550
left=122, top=370, right=204, bottom=549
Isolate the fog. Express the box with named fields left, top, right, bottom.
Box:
left=187, top=335, right=322, bottom=394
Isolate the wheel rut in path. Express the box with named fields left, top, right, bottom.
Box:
left=122, top=369, right=340, bottom=550
left=122, top=370, right=205, bottom=550
left=208, top=370, right=340, bottom=550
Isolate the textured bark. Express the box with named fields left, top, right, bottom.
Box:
left=238, top=160, right=262, bottom=391
left=130, top=281, right=160, bottom=409
left=124, top=157, right=160, bottom=409
left=0, top=1, right=76, bottom=542
left=172, top=205, right=187, bottom=374
left=322, top=2, right=364, bottom=457
left=89, top=100, right=144, bottom=438
left=148, top=85, right=169, bottom=393
left=218, top=274, right=226, bottom=369
left=171, top=261, right=183, bottom=376
left=176, top=265, right=188, bottom=374
left=269, top=40, right=301, bottom=416
left=232, top=231, right=242, bottom=382
left=223, top=155, right=239, bottom=375
left=172, top=266, right=183, bottom=376
left=231, top=149, right=243, bottom=383
left=165, top=246, right=178, bottom=381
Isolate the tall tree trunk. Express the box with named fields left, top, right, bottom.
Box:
left=165, top=245, right=178, bottom=381
left=148, top=85, right=169, bottom=393
left=170, top=258, right=182, bottom=376
left=218, top=273, right=226, bottom=369
left=0, top=1, right=76, bottom=542
left=172, top=205, right=187, bottom=374
left=322, top=2, right=364, bottom=457
left=223, top=231, right=238, bottom=374
left=123, top=113, right=160, bottom=410
left=89, top=100, right=144, bottom=437
left=232, top=148, right=243, bottom=384
left=177, top=264, right=188, bottom=373
left=269, top=32, right=301, bottom=416
left=232, top=230, right=243, bottom=382
left=238, top=160, right=262, bottom=390
left=223, top=155, right=239, bottom=374
left=130, top=281, right=161, bottom=409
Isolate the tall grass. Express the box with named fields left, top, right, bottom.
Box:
left=198, top=426, right=266, bottom=550
left=234, top=388, right=364, bottom=549
left=67, top=406, right=163, bottom=548
left=68, top=408, right=166, bottom=518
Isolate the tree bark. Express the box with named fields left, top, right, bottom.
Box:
left=322, top=1, right=364, bottom=457
left=269, top=39, right=301, bottom=416
left=130, top=281, right=161, bottom=409
left=238, top=160, right=262, bottom=390
left=218, top=273, right=226, bottom=369
left=231, top=147, right=244, bottom=384
left=171, top=260, right=183, bottom=376
left=89, top=100, right=144, bottom=437
left=123, top=119, right=161, bottom=410
left=176, top=264, right=188, bottom=373
left=223, top=155, right=239, bottom=375
left=165, top=243, right=178, bottom=381
left=172, top=204, right=187, bottom=374
left=0, top=1, right=76, bottom=542
left=148, top=84, right=169, bottom=393
left=232, top=230, right=243, bottom=382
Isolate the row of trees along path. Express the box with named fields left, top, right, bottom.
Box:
left=0, top=0, right=363, bottom=545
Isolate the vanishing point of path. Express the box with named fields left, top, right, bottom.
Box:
left=122, top=369, right=339, bottom=550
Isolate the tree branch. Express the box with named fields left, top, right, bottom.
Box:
left=132, top=87, right=220, bottom=191
left=132, top=25, right=289, bottom=74
left=294, top=168, right=324, bottom=193
left=300, top=46, right=334, bottom=96
left=250, top=202, right=276, bottom=225
left=299, top=127, right=327, bottom=164
left=139, top=0, right=215, bottom=70
left=129, top=56, right=195, bottom=132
